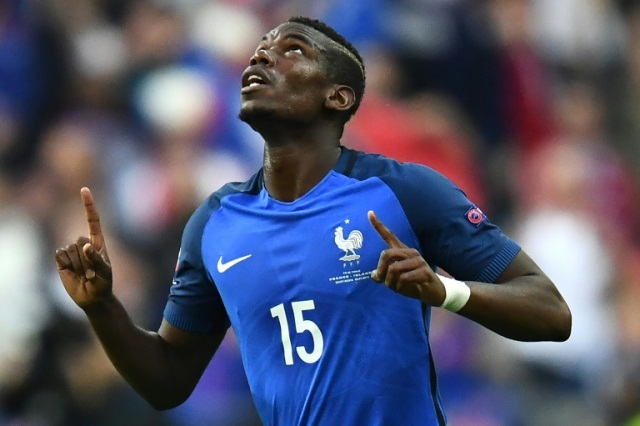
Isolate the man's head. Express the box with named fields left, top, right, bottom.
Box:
left=239, top=17, right=366, bottom=132
left=286, top=16, right=366, bottom=121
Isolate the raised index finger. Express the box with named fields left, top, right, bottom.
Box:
left=367, top=210, right=407, bottom=248
left=81, top=187, right=104, bottom=249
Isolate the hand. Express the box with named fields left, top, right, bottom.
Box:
left=55, top=187, right=113, bottom=311
left=367, top=210, right=445, bottom=306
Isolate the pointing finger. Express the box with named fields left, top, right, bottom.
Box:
left=81, top=187, right=104, bottom=250
left=367, top=210, right=407, bottom=249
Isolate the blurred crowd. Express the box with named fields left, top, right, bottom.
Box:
left=1, top=0, right=640, bottom=425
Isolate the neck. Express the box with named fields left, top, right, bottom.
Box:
left=258, top=122, right=342, bottom=202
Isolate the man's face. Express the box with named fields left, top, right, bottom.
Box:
left=239, top=22, right=334, bottom=126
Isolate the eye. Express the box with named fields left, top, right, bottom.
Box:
left=286, top=44, right=304, bottom=54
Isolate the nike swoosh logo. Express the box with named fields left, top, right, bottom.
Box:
left=217, top=254, right=252, bottom=273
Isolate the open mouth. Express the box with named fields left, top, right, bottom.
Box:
left=247, top=75, right=265, bottom=88
left=241, top=70, right=269, bottom=93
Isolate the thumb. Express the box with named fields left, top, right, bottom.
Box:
left=83, top=243, right=111, bottom=279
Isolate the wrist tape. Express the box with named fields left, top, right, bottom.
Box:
left=437, top=275, right=471, bottom=312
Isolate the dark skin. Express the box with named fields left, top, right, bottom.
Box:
left=55, top=22, right=571, bottom=410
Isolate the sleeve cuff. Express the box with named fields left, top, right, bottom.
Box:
left=475, top=239, right=521, bottom=283
left=163, top=302, right=230, bottom=335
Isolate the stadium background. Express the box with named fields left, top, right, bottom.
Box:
left=1, top=0, right=640, bottom=425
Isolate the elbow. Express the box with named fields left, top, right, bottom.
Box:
left=549, top=300, right=572, bottom=342
left=557, top=304, right=572, bottom=342
left=147, top=399, right=184, bottom=411
left=540, top=275, right=572, bottom=342
left=142, top=388, right=191, bottom=411
left=147, top=398, right=187, bottom=411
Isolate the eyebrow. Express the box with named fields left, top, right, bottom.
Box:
left=283, top=33, right=316, bottom=47
left=260, top=32, right=323, bottom=51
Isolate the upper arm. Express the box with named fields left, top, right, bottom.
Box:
left=460, top=249, right=572, bottom=341
left=157, top=319, right=227, bottom=398
left=495, top=249, right=567, bottom=305
left=496, top=249, right=546, bottom=283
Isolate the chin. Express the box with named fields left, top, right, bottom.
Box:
left=239, top=105, right=276, bottom=129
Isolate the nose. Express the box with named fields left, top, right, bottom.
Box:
left=250, top=48, right=275, bottom=66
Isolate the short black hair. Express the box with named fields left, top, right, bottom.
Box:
left=287, top=16, right=366, bottom=124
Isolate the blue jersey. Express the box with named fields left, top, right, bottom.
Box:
left=164, top=147, right=520, bottom=425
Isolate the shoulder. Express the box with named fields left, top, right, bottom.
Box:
left=349, top=148, right=455, bottom=182
left=193, top=171, right=262, bottom=218
left=348, top=148, right=465, bottom=204
left=183, top=171, right=263, bottom=239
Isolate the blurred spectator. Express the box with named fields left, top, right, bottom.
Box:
left=538, top=81, right=639, bottom=246
left=498, top=80, right=640, bottom=426
left=604, top=245, right=640, bottom=425
left=605, top=2, right=640, bottom=187
left=489, top=0, right=556, bottom=154
left=382, top=0, right=507, bottom=152
left=0, top=1, right=69, bottom=170
left=0, top=171, right=51, bottom=423
left=530, top=0, right=626, bottom=77
left=503, top=142, right=616, bottom=426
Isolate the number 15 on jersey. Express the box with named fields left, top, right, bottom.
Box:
left=270, top=300, right=324, bottom=365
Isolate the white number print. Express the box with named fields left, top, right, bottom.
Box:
left=270, top=300, right=324, bottom=365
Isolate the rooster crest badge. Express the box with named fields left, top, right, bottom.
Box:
left=334, top=225, right=364, bottom=261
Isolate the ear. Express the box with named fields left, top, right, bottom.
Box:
left=324, top=85, right=356, bottom=113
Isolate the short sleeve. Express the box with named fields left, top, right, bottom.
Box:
left=163, top=198, right=230, bottom=334
left=380, top=161, right=520, bottom=282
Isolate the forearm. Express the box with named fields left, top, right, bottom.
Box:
left=457, top=274, right=572, bottom=342
left=55, top=188, right=219, bottom=409
left=84, top=296, right=193, bottom=409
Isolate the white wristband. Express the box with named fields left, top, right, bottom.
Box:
left=437, top=274, right=471, bottom=312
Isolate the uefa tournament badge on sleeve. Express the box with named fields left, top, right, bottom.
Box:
left=465, top=205, right=486, bottom=226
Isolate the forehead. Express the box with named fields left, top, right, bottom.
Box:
left=259, top=22, right=329, bottom=50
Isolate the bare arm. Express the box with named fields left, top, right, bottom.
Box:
left=55, top=187, right=224, bottom=409
left=84, top=298, right=224, bottom=409
left=457, top=250, right=571, bottom=341
left=368, top=211, right=571, bottom=342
